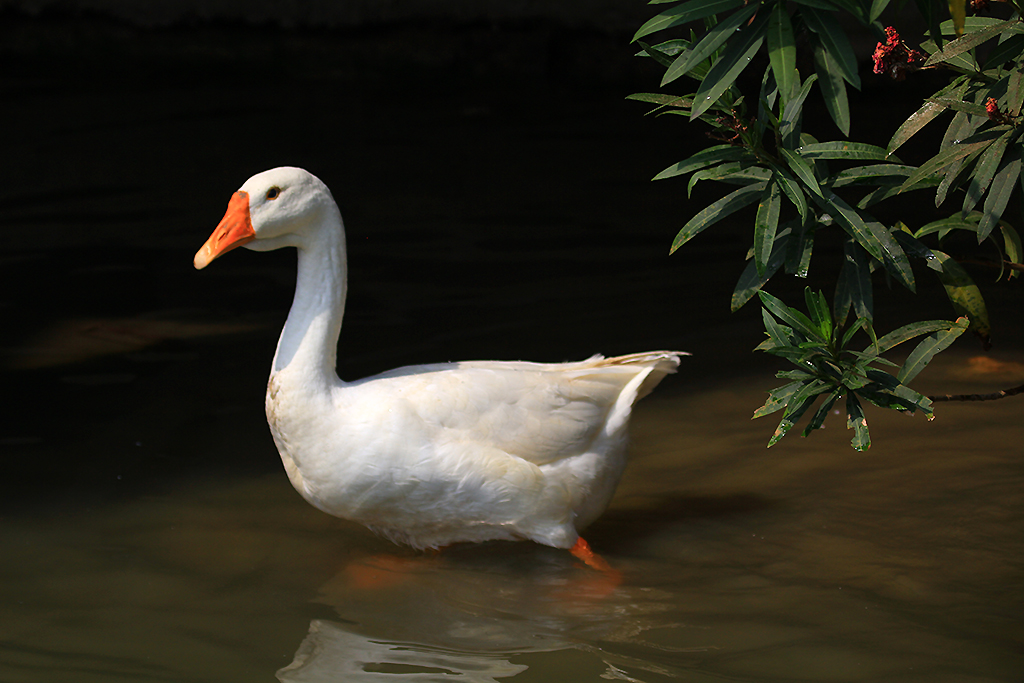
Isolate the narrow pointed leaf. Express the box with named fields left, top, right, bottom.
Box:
left=768, top=162, right=809, bottom=221
left=978, top=149, right=1022, bottom=242
left=665, top=3, right=760, bottom=85
left=798, top=142, right=890, bottom=160
left=888, top=77, right=968, bottom=155
left=781, top=148, right=823, bottom=196
left=983, top=33, right=1024, bottom=69
left=830, top=164, right=916, bottom=187
left=637, top=41, right=683, bottom=68
left=835, top=236, right=874, bottom=324
left=949, top=0, right=967, bottom=37
left=923, top=19, right=1020, bottom=67
left=754, top=180, right=782, bottom=277
left=897, top=131, right=1001, bottom=193
left=633, top=0, right=746, bottom=42
left=871, top=319, right=965, bottom=354
left=779, top=75, right=818, bottom=148
left=784, top=219, right=814, bottom=276
left=691, top=12, right=770, bottom=120
left=768, top=381, right=830, bottom=447
left=802, top=388, right=842, bottom=435
left=758, top=289, right=824, bottom=340
left=962, top=129, right=1012, bottom=216
left=1009, top=61, right=1024, bottom=117
left=733, top=224, right=792, bottom=310
left=898, top=317, right=970, bottom=383
left=671, top=182, right=767, bottom=253
left=846, top=393, right=870, bottom=450
left=767, top=0, right=798, bottom=102
left=929, top=249, right=992, bottom=342
left=888, top=101, right=947, bottom=156
left=752, top=380, right=804, bottom=418
left=812, top=36, right=850, bottom=135
left=801, top=6, right=860, bottom=87
left=939, top=16, right=1008, bottom=33
left=913, top=0, right=943, bottom=46
left=653, top=145, right=753, bottom=180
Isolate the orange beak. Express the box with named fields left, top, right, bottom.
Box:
left=194, top=191, right=256, bottom=270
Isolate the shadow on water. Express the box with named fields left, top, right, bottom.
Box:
left=1, top=7, right=1023, bottom=683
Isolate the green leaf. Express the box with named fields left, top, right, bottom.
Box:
left=888, top=102, right=947, bottom=156
left=846, top=393, right=870, bottom=450
left=897, top=130, right=1002, bottom=194
left=949, top=0, right=967, bottom=37
left=687, top=162, right=764, bottom=195
left=653, top=145, right=753, bottom=180
left=664, top=3, right=762, bottom=85
left=913, top=0, right=942, bottom=46
left=978, top=148, right=1022, bottom=242
left=962, top=129, right=1012, bottom=216
left=1000, top=223, right=1023, bottom=277
left=752, top=379, right=804, bottom=418
left=983, top=33, right=1024, bottom=69
left=898, top=317, right=970, bottom=383
left=812, top=35, right=850, bottom=135
left=798, top=141, right=891, bottom=161
left=733, top=224, right=792, bottom=311
left=781, top=148, right=823, bottom=197
left=626, top=92, right=693, bottom=112
left=633, top=0, right=746, bottom=42
left=754, top=180, right=783, bottom=277
left=869, top=220, right=916, bottom=292
left=830, top=164, right=916, bottom=187
left=671, top=182, right=767, bottom=253
left=929, top=249, right=993, bottom=342
left=939, top=16, right=1008, bottom=34
left=868, top=0, right=890, bottom=22
left=887, top=77, right=968, bottom=155
left=801, top=6, right=861, bottom=88
left=691, top=11, right=770, bottom=120
left=928, top=96, right=991, bottom=119
left=767, top=1, right=798, bottom=102
left=804, top=287, right=833, bottom=339
left=810, top=191, right=893, bottom=274
left=835, top=236, right=873, bottom=325
left=768, top=162, right=809, bottom=222
left=862, top=368, right=934, bottom=414
left=767, top=381, right=831, bottom=447
left=802, top=387, right=842, bottom=435
left=871, top=319, right=965, bottom=354
left=760, top=305, right=796, bottom=350
left=923, top=19, right=1021, bottom=67
left=634, top=39, right=684, bottom=68
left=784, top=218, right=814, bottom=276
left=779, top=75, right=818, bottom=148
left=758, top=289, right=825, bottom=340
left=1009, top=60, right=1024, bottom=117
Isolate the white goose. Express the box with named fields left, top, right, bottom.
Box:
left=194, top=167, right=685, bottom=568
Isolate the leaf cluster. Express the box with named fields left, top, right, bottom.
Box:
left=630, top=0, right=1024, bottom=447
left=755, top=288, right=968, bottom=449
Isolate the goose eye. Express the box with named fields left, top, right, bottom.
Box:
left=266, top=187, right=281, bottom=200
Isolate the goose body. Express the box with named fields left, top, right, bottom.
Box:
left=195, top=167, right=685, bottom=555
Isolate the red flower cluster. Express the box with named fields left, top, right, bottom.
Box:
left=872, top=27, right=924, bottom=81
left=985, top=97, right=1016, bottom=124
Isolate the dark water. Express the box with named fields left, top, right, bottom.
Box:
left=2, top=12, right=1023, bottom=682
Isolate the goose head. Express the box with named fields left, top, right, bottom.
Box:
left=194, top=167, right=336, bottom=269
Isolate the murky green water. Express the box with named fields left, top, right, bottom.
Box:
left=2, top=13, right=1023, bottom=682
left=2, top=354, right=1022, bottom=682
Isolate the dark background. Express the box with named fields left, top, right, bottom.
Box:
left=2, top=2, right=1017, bottom=515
